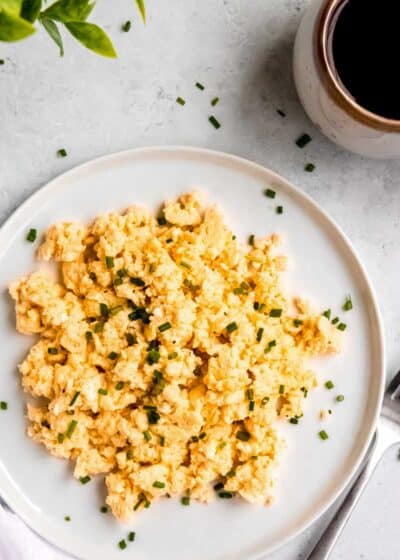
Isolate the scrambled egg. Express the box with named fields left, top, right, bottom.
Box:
left=9, top=192, right=341, bottom=521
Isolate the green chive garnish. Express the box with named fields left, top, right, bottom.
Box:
left=126, top=333, right=136, bottom=346
left=126, top=450, right=133, bottom=460
left=256, top=327, right=264, bottom=342
left=65, top=420, right=78, bottom=438
left=319, top=430, right=329, bottom=440
left=113, top=277, right=123, bottom=286
left=130, top=277, right=145, bottom=287
left=248, top=234, right=255, bottom=246
left=331, top=317, right=339, bottom=325
left=214, top=482, right=224, bottom=491
left=168, top=351, right=178, bottom=360
left=289, top=417, right=298, bottom=424
left=69, top=391, right=80, bottom=407
left=160, top=435, right=165, bottom=446
left=269, top=309, right=282, bottom=318
left=261, top=396, right=270, bottom=406
left=152, top=481, right=165, bottom=489
left=100, top=303, right=109, bottom=318
left=64, top=516, right=70, bottom=521
left=336, top=394, right=345, bottom=402
left=196, top=82, right=204, bottom=90
left=146, top=349, right=160, bottom=365
left=226, top=321, right=238, bottom=333
left=79, top=476, right=91, bottom=485
left=176, top=97, right=186, bottom=106
left=98, top=388, right=108, bottom=395
left=249, top=400, right=255, bottom=411
left=209, top=115, right=221, bottom=129
left=57, top=148, right=67, bottom=157
left=279, top=384, right=285, bottom=394
left=337, top=322, right=347, bottom=331
left=325, top=380, right=334, bottom=390
left=108, top=351, right=119, bottom=360
left=246, top=388, right=254, bottom=401
left=301, top=387, right=308, bottom=398
left=115, top=381, right=124, bottom=390
left=211, top=97, right=219, bottom=106
left=48, top=347, right=58, bottom=355
left=57, top=433, right=64, bottom=443
left=158, top=322, right=171, bottom=332
left=181, top=496, right=190, bottom=505
left=0, top=59, right=4, bottom=65
left=110, top=305, right=123, bottom=316
left=89, top=272, right=97, bottom=282
left=293, top=319, right=303, bottom=327
left=157, top=216, right=167, bottom=226
left=143, top=430, right=151, bottom=441
left=147, top=409, right=160, bottom=424
left=85, top=331, right=93, bottom=342
left=180, top=261, right=191, bottom=269
left=26, top=228, right=37, bottom=242
left=218, top=491, right=233, bottom=499
left=118, top=540, right=127, bottom=550
left=343, top=295, right=353, bottom=311
left=105, top=256, right=114, bottom=269
left=305, top=163, right=315, bottom=172
left=0, top=401, right=8, bottom=410
left=296, top=133, right=312, bottom=148
left=236, top=430, right=250, bottom=441
left=100, top=506, right=108, bottom=513
left=122, top=20, right=131, bottom=32
left=117, top=268, right=128, bottom=278
left=128, top=531, right=135, bottom=542
left=264, top=339, right=277, bottom=353
left=276, top=205, right=283, bottom=214
left=264, top=188, right=276, bottom=198
left=322, top=309, right=331, bottom=319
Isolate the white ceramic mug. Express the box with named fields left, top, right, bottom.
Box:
left=293, top=0, right=400, bottom=159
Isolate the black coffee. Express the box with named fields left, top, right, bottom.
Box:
left=331, top=0, right=400, bottom=120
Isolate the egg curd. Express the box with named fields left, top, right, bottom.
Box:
left=9, top=192, right=341, bottom=521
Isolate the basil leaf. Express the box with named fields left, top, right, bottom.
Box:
left=64, top=21, right=116, bottom=58
left=0, top=8, right=35, bottom=41
left=40, top=17, right=63, bottom=56
left=0, top=0, right=22, bottom=16
left=135, top=0, right=145, bottom=23
left=21, top=0, right=41, bottom=22
left=42, top=0, right=94, bottom=23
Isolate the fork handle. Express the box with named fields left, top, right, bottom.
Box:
left=306, top=418, right=399, bottom=560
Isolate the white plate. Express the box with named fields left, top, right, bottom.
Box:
left=0, top=147, right=384, bottom=560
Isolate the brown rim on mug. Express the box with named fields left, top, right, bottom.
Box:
left=314, top=0, right=400, bottom=132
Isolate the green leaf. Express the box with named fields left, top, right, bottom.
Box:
left=21, top=0, right=41, bottom=22
left=41, top=0, right=94, bottom=23
left=0, top=0, right=22, bottom=16
left=64, top=21, right=116, bottom=58
left=135, top=0, right=145, bottom=23
left=40, top=17, right=63, bottom=56
left=0, top=8, right=35, bottom=41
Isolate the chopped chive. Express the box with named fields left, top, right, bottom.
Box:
left=48, top=347, right=58, bottom=355
left=152, top=481, right=165, bottom=489
left=0, top=401, right=7, bottom=411
left=129, top=306, right=150, bottom=324
left=100, top=303, right=109, bottom=318
left=249, top=400, right=255, bottom=411
left=65, top=420, right=78, bottom=438
left=79, top=475, right=91, bottom=485
left=253, top=302, right=260, bottom=310
left=158, top=322, right=171, bottom=332
left=126, top=333, right=136, bottom=346
left=100, top=506, right=108, bottom=513
left=0, top=59, right=4, bottom=65
left=41, top=420, right=50, bottom=428
left=118, top=540, right=127, bottom=550
left=293, top=319, right=303, bottom=327
left=98, top=388, right=108, bottom=396
left=211, top=97, right=219, bottom=106
left=146, top=349, right=160, bottom=365
left=143, top=430, right=152, bottom=441
left=289, top=417, right=298, bottom=424
left=110, top=305, right=123, bottom=317
left=319, top=430, right=329, bottom=440
left=264, top=339, right=277, bottom=353
left=336, top=394, right=345, bottom=402
left=166, top=238, right=173, bottom=244
left=157, top=215, right=167, bottom=226
left=105, top=256, right=114, bottom=269
left=89, top=272, right=97, bottom=282
left=195, top=82, right=204, bottom=90
left=226, top=321, right=238, bottom=333
left=337, top=322, right=347, bottom=331
left=64, top=516, right=70, bottom=522
left=180, top=261, right=192, bottom=269
left=128, top=531, right=135, bottom=542
left=85, top=330, right=93, bottom=342
left=276, top=205, right=283, bottom=214
left=176, top=96, right=186, bottom=106
left=276, top=109, right=286, bottom=117
left=343, top=295, right=353, bottom=311
left=269, top=309, right=282, bottom=318
left=122, top=20, right=131, bottom=32
left=325, top=380, right=334, bottom=390
left=236, top=430, right=250, bottom=441
left=331, top=317, right=339, bottom=325
left=214, top=482, right=224, bottom=491
left=256, top=327, right=264, bottom=342
left=296, top=133, right=312, bottom=148
left=279, top=384, right=285, bottom=394
left=218, top=491, right=233, bottom=499
left=199, top=432, right=206, bottom=440
left=130, top=277, right=145, bottom=287
left=108, top=351, right=119, bottom=360
left=305, top=163, right=315, bottom=172
left=57, top=433, right=64, bottom=443
left=147, top=409, right=160, bottom=424
left=168, top=351, right=178, bottom=360
left=301, top=387, right=308, bottom=398
left=69, top=391, right=80, bottom=407
left=322, top=310, right=331, bottom=320
left=160, top=435, right=165, bottom=446
left=246, top=388, right=254, bottom=401
left=181, top=496, right=190, bottom=505
left=117, top=268, right=128, bottom=278
left=57, top=148, right=67, bottom=157
left=113, top=277, right=123, bottom=286
left=209, top=115, right=221, bottom=129
left=248, top=234, right=255, bottom=246
left=261, top=396, right=270, bottom=406
left=26, top=228, right=37, bottom=242
left=126, top=449, right=133, bottom=460
left=115, top=381, right=124, bottom=390
left=264, top=188, right=276, bottom=199
left=149, top=263, right=155, bottom=273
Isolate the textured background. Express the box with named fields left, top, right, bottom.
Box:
left=0, top=1, right=399, bottom=558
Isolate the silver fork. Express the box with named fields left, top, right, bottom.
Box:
left=306, top=371, right=400, bottom=560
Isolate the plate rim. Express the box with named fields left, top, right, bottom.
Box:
left=0, top=145, right=385, bottom=559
